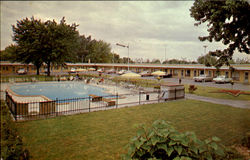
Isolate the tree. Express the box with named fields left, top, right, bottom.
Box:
left=41, top=17, right=80, bottom=76
left=151, top=59, right=161, bottom=64
left=12, top=17, right=80, bottom=76
left=190, top=0, right=250, bottom=67
left=0, top=44, right=18, bottom=61
left=12, top=17, right=45, bottom=75
left=197, top=53, right=217, bottom=66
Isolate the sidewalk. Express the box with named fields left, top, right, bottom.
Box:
left=186, top=93, right=250, bottom=109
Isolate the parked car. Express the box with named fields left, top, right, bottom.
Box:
left=97, top=68, right=104, bottom=73
left=159, top=74, right=172, bottom=78
left=106, top=69, right=116, bottom=74
left=213, top=75, right=232, bottom=83
left=139, top=71, right=152, bottom=77
left=17, top=68, right=27, bottom=75
left=118, top=70, right=127, bottom=75
left=69, top=68, right=76, bottom=73
left=193, top=74, right=213, bottom=82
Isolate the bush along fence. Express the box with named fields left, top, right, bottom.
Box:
left=5, top=87, right=185, bottom=121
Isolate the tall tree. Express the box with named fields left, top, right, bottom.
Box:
left=0, top=44, right=18, bottom=61
left=197, top=53, right=217, bottom=66
left=12, top=17, right=80, bottom=76
left=12, top=17, right=44, bottom=75
left=85, top=40, right=112, bottom=63
left=42, top=17, right=80, bottom=76
left=190, top=0, right=250, bottom=67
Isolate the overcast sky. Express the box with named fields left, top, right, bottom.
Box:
left=1, top=1, right=249, bottom=62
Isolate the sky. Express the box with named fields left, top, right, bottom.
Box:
left=1, top=1, right=249, bottom=62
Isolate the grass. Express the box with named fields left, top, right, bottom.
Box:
left=16, top=99, right=250, bottom=160
left=183, top=84, right=250, bottom=101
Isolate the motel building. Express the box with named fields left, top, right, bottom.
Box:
left=0, top=61, right=250, bottom=84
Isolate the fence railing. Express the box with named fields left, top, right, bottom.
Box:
left=5, top=88, right=185, bottom=121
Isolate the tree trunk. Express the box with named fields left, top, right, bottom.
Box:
left=36, top=67, right=40, bottom=75
left=47, top=62, right=51, bottom=76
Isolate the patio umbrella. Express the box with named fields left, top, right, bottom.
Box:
left=76, top=68, right=87, bottom=72
left=151, top=71, right=166, bottom=76
left=88, top=68, right=96, bottom=71
left=121, top=72, right=141, bottom=78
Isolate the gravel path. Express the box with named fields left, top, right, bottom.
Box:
left=186, top=93, right=250, bottom=109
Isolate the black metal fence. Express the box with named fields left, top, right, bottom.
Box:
left=5, top=88, right=185, bottom=121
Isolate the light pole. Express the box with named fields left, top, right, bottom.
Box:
left=116, top=43, right=129, bottom=71
left=165, top=46, right=166, bottom=64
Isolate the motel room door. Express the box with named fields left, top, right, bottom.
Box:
left=244, top=72, right=249, bottom=83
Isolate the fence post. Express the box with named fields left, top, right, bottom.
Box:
left=115, top=93, right=118, bottom=108
left=14, top=101, right=17, bottom=121
left=158, top=90, right=159, bottom=103
left=175, top=88, right=177, bottom=100
left=56, top=98, right=58, bottom=116
left=139, top=91, right=141, bottom=105
left=89, top=96, right=91, bottom=112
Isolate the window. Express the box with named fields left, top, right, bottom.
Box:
left=232, top=71, right=240, bottom=81
left=173, top=69, right=178, bottom=76
left=225, top=71, right=229, bottom=78
left=194, top=70, right=197, bottom=77
left=12, top=67, right=15, bottom=72
left=181, top=70, right=184, bottom=77
left=185, top=70, right=190, bottom=77
left=170, top=69, right=173, bottom=74
left=208, top=71, right=212, bottom=77
left=200, top=70, right=204, bottom=75
left=245, top=72, right=249, bottom=81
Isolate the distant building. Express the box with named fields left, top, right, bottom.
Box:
left=0, top=61, right=249, bottom=84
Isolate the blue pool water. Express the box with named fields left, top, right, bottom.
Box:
left=10, top=82, right=110, bottom=100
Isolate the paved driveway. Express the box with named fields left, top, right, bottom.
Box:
left=141, top=77, right=250, bottom=91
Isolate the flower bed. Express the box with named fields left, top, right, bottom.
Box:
left=210, top=89, right=250, bottom=97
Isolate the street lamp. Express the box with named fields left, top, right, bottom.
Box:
left=116, top=43, right=129, bottom=71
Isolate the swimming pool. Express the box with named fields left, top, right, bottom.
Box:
left=10, top=82, right=111, bottom=100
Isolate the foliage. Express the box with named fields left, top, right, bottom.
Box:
left=241, top=132, right=250, bottom=148
left=1, top=101, right=29, bottom=160
left=122, top=120, right=239, bottom=160
left=190, top=0, right=250, bottom=67
left=12, top=16, right=80, bottom=76
left=0, top=44, right=18, bottom=61
left=163, top=59, right=197, bottom=64
left=151, top=59, right=161, bottom=64
left=112, top=77, right=159, bottom=88
left=197, top=54, right=217, bottom=66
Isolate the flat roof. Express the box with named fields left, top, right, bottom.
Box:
left=1, top=61, right=250, bottom=71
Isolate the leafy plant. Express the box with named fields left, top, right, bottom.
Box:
left=1, top=101, right=30, bottom=160
left=122, top=120, right=238, bottom=160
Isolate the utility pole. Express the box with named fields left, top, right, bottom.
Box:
left=116, top=43, right=129, bottom=71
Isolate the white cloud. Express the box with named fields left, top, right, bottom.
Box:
left=1, top=1, right=249, bottom=61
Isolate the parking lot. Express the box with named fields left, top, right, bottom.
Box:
left=142, top=77, right=250, bottom=91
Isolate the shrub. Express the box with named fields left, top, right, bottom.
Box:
left=1, top=101, right=30, bottom=160
left=122, top=120, right=239, bottom=160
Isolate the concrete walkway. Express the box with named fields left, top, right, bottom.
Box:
left=185, top=93, right=250, bottom=109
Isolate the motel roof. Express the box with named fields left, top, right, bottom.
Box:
left=1, top=61, right=250, bottom=71
left=64, top=63, right=250, bottom=71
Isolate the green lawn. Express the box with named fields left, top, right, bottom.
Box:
left=183, top=84, right=250, bottom=100
left=16, top=99, right=250, bottom=160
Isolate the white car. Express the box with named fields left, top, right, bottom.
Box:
left=17, top=68, right=27, bottom=75
left=118, top=70, right=127, bottom=75
left=213, top=75, right=232, bottom=83
left=193, top=74, right=213, bottom=82
left=69, top=68, right=76, bottom=73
